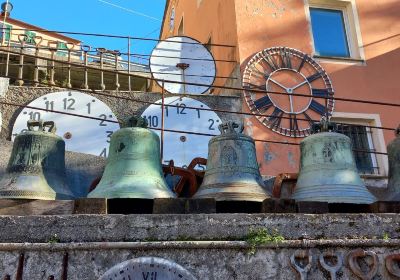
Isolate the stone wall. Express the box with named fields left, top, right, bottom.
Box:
left=0, top=214, right=398, bottom=279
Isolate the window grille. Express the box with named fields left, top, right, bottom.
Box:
left=336, top=124, right=379, bottom=174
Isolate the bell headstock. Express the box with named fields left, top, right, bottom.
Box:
left=27, top=119, right=57, bottom=133
left=218, top=121, right=244, bottom=135
left=126, top=116, right=148, bottom=128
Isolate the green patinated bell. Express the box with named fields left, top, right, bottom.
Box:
left=386, top=126, right=400, bottom=201
left=88, top=116, right=175, bottom=199
left=292, top=122, right=376, bottom=204
left=194, top=121, right=270, bottom=201
left=0, top=120, right=74, bottom=200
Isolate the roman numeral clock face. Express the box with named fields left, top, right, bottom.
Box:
left=242, top=47, right=334, bottom=137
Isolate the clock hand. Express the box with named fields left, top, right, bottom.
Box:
left=289, top=94, right=294, bottom=113
left=268, top=78, right=289, bottom=91
left=291, top=80, right=308, bottom=91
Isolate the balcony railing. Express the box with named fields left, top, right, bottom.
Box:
left=0, top=35, right=150, bottom=91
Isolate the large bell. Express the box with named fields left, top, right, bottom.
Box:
left=194, top=121, right=270, bottom=201
left=292, top=121, right=376, bottom=204
left=0, top=120, right=73, bottom=200
left=88, top=116, right=175, bottom=199
left=386, top=126, right=400, bottom=201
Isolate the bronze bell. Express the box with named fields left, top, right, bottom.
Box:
left=0, top=120, right=74, bottom=200
left=292, top=120, right=376, bottom=204
left=193, top=121, right=270, bottom=201
left=88, top=116, right=175, bottom=199
left=386, top=125, right=400, bottom=201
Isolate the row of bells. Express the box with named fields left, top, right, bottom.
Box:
left=2, top=117, right=399, bottom=204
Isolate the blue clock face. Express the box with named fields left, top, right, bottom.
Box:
left=141, top=96, right=221, bottom=168
left=12, top=91, right=120, bottom=157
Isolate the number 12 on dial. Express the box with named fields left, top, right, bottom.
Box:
left=141, top=97, right=222, bottom=168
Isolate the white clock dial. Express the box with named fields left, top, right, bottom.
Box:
left=150, top=36, right=216, bottom=95
left=141, top=97, right=221, bottom=168
left=12, top=91, right=120, bottom=157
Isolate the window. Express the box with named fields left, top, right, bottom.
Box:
left=310, top=8, right=349, bottom=57
left=169, top=7, right=175, bottom=31
left=337, top=124, right=378, bottom=174
left=308, top=0, right=363, bottom=60
left=57, top=41, right=68, bottom=57
left=0, top=23, right=12, bottom=42
left=178, top=17, right=184, bottom=36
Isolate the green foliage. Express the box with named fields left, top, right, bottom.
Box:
left=383, top=232, right=390, bottom=241
left=47, top=234, right=60, bottom=244
left=245, top=228, right=285, bottom=255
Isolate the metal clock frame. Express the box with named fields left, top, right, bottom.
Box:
left=243, top=46, right=334, bottom=138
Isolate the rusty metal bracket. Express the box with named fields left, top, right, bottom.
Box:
left=319, top=251, right=343, bottom=280
left=16, top=253, right=24, bottom=280
left=162, top=160, right=198, bottom=197
left=347, top=249, right=379, bottom=280
left=290, top=250, right=312, bottom=280
left=385, top=253, right=400, bottom=278
left=272, top=173, right=298, bottom=198
left=62, top=252, right=69, bottom=280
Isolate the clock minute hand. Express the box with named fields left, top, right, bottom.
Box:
left=291, top=80, right=308, bottom=91
left=269, top=78, right=289, bottom=91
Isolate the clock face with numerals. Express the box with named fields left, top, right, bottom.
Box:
left=243, top=47, right=334, bottom=137
left=12, top=91, right=120, bottom=157
left=141, top=97, right=221, bottom=168
left=100, top=257, right=197, bottom=280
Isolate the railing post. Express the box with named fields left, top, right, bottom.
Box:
left=15, top=34, right=27, bottom=86
left=4, top=27, right=11, bottom=77
left=112, top=49, right=120, bottom=91
left=127, top=36, right=131, bottom=91
left=48, top=40, right=58, bottom=86
left=81, top=45, right=90, bottom=90
left=33, top=35, right=43, bottom=87
left=66, top=42, right=75, bottom=88
left=161, top=80, right=165, bottom=163
left=97, top=47, right=106, bottom=91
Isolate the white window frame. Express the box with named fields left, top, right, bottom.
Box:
left=306, top=0, right=365, bottom=61
left=331, top=112, right=388, bottom=177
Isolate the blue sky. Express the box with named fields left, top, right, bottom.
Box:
left=7, top=0, right=166, bottom=64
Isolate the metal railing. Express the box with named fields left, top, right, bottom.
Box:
left=0, top=35, right=150, bottom=91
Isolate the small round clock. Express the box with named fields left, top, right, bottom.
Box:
left=141, top=96, right=221, bottom=168
left=12, top=91, right=120, bottom=157
left=242, top=46, right=334, bottom=137
left=100, top=257, right=197, bottom=280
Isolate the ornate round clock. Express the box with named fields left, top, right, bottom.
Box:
left=141, top=96, right=221, bottom=168
left=100, top=257, right=197, bottom=280
left=242, top=46, right=334, bottom=137
left=12, top=91, right=120, bottom=157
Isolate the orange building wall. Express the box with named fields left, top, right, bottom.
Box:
left=160, top=0, right=240, bottom=92
left=161, top=0, right=400, bottom=177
